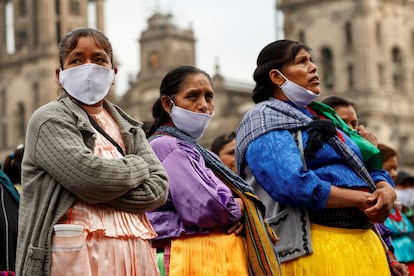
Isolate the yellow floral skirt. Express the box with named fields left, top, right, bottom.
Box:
left=281, top=223, right=390, bottom=276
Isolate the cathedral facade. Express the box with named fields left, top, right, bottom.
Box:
left=1, top=0, right=414, bottom=170
left=117, top=12, right=254, bottom=147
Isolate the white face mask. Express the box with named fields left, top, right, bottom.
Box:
left=396, top=188, right=414, bottom=207
left=276, top=70, right=319, bottom=107
left=169, top=102, right=213, bottom=141
left=59, top=63, right=115, bottom=105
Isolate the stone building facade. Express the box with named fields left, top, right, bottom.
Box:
left=279, top=0, right=414, bottom=170
left=1, top=0, right=414, bottom=170
left=0, top=1, right=253, bottom=160
left=0, top=0, right=105, bottom=159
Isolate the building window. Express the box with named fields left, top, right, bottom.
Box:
left=55, top=0, right=60, bottom=15
left=33, top=82, right=40, bottom=110
left=15, top=30, right=27, bottom=50
left=344, top=21, right=353, bottom=48
left=321, top=47, right=335, bottom=89
left=18, top=0, right=26, bottom=16
left=17, top=102, right=26, bottom=138
left=347, top=63, right=354, bottom=90
left=378, top=63, right=385, bottom=86
left=69, top=0, right=80, bottom=15
left=1, top=89, right=6, bottom=116
left=392, top=47, right=403, bottom=90
left=298, top=30, right=306, bottom=44
left=0, top=123, right=7, bottom=149
left=375, top=21, right=382, bottom=45
left=411, top=30, right=414, bottom=54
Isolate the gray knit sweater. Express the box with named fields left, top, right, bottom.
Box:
left=16, top=97, right=168, bottom=276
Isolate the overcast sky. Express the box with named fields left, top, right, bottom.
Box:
left=104, top=0, right=282, bottom=96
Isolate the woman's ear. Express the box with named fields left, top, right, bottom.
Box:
left=269, top=69, right=286, bottom=87
left=160, top=96, right=173, bottom=114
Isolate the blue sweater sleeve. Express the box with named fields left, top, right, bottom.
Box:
left=371, top=169, right=395, bottom=187
left=245, top=130, right=331, bottom=210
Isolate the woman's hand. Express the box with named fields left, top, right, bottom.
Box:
left=363, top=181, right=396, bottom=223
left=226, top=198, right=245, bottom=235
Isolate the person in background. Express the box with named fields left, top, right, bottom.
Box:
left=210, top=131, right=237, bottom=173
left=146, top=65, right=280, bottom=275
left=323, top=95, right=406, bottom=275
left=3, top=144, right=24, bottom=192
left=0, top=145, right=23, bottom=275
left=16, top=27, right=169, bottom=276
left=379, top=143, right=413, bottom=276
left=321, top=95, right=377, bottom=146
left=236, top=39, right=396, bottom=275
left=395, top=171, right=414, bottom=222
left=0, top=166, right=19, bottom=275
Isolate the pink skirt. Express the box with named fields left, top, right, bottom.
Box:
left=52, top=201, right=159, bottom=276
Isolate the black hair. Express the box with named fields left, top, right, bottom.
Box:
left=146, top=65, right=212, bottom=137
left=378, top=143, right=398, bottom=163
left=322, top=96, right=357, bottom=112
left=58, top=27, right=113, bottom=69
left=2, top=144, right=24, bottom=184
left=210, top=132, right=236, bottom=155
left=252, top=40, right=311, bottom=103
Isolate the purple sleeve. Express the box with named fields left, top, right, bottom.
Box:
left=375, top=223, right=393, bottom=250
left=153, top=137, right=241, bottom=228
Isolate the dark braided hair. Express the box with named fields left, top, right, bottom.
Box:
left=252, top=40, right=311, bottom=103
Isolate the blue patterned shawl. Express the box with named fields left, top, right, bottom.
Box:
left=236, top=98, right=376, bottom=192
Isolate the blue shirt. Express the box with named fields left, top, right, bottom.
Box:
left=245, top=127, right=390, bottom=210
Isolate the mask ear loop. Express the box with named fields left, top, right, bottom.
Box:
left=275, top=69, right=288, bottom=85
left=168, top=96, right=175, bottom=105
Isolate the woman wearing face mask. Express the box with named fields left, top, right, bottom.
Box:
left=146, top=65, right=281, bottom=276
left=16, top=28, right=169, bottom=276
left=235, top=40, right=396, bottom=275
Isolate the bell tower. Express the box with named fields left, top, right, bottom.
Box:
left=119, top=12, right=196, bottom=122
left=0, top=0, right=105, bottom=156
left=279, top=0, right=414, bottom=168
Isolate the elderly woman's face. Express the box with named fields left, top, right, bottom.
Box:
left=283, top=48, right=320, bottom=94
left=172, top=73, right=214, bottom=115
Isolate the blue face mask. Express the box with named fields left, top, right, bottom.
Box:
left=276, top=70, right=319, bottom=107
left=169, top=101, right=213, bottom=141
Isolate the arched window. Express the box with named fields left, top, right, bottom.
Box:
left=321, top=47, right=335, bottom=89
left=392, top=47, right=403, bottom=90
left=344, top=21, right=353, bottom=48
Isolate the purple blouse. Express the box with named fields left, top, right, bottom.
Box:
left=146, top=135, right=241, bottom=241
